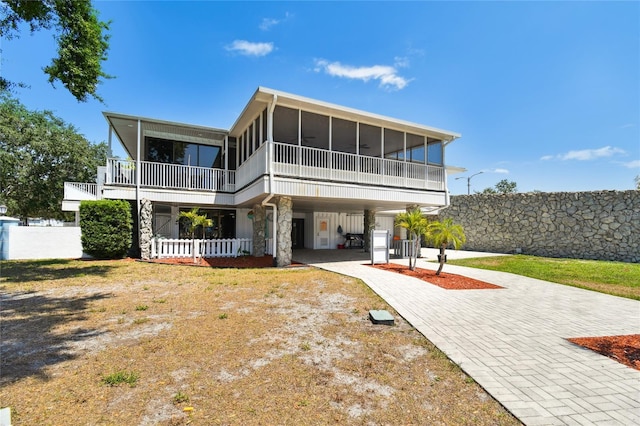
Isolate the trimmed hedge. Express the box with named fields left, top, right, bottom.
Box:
left=80, top=200, right=133, bottom=259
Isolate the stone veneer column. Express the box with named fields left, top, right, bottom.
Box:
left=139, top=199, right=153, bottom=260
left=252, top=204, right=266, bottom=257
left=363, top=209, right=376, bottom=253
left=275, top=196, right=293, bottom=267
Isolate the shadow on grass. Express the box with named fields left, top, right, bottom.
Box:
left=0, top=259, right=115, bottom=282
left=0, top=290, right=113, bottom=384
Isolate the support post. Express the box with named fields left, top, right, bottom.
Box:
left=252, top=204, right=266, bottom=257
left=275, top=196, right=293, bottom=267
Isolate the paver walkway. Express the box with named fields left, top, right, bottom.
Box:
left=293, top=250, right=640, bottom=426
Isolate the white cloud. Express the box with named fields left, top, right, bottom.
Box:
left=259, top=12, right=292, bottom=30
left=314, top=59, right=410, bottom=90
left=541, top=146, right=626, bottom=161
left=259, top=18, right=280, bottom=31
left=492, top=168, right=510, bottom=174
left=622, top=159, right=640, bottom=168
left=225, top=40, right=274, bottom=57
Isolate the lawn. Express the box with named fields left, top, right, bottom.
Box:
left=447, top=255, right=640, bottom=300
left=0, top=259, right=519, bottom=426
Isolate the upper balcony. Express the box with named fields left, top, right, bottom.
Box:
left=96, top=141, right=444, bottom=195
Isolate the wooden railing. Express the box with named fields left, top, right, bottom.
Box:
left=151, top=238, right=252, bottom=258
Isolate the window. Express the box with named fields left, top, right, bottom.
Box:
left=406, top=133, right=425, bottom=164
left=145, top=137, right=221, bottom=168
left=273, top=106, right=299, bottom=144
left=332, top=118, right=357, bottom=154
left=384, top=129, right=404, bottom=160
left=178, top=208, right=236, bottom=239
left=427, top=139, right=443, bottom=165
left=358, top=123, right=381, bottom=157
left=301, top=111, right=329, bottom=149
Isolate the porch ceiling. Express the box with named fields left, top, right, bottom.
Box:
left=104, top=112, right=228, bottom=159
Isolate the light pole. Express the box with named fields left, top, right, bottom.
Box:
left=455, top=171, right=484, bottom=195
left=0, top=204, right=6, bottom=215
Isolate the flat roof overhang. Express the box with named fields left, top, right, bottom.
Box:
left=230, top=87, right=462, bottom=143
left=103, top=112, right=229, bottom=159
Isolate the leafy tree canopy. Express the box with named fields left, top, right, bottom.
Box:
left=0, top=0, right=112, bottom=102
left=0, top=94, right=108, bottom=222
left=479, top=179, right=518, bottom=194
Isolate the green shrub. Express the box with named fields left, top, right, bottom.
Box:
left=80, top=200, right=132, bottom=259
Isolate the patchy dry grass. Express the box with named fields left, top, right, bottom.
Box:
left=0, top=259, right=520, bottom=425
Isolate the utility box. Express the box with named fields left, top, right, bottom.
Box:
left=370, top=230, right=389, bottom=264
left=369, top=310, right=395, bottom=326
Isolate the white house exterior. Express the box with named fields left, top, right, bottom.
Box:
left=63, top=87, right=461, bottom=266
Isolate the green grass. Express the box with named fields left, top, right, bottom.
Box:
left=448, top=255, right=640, bottom=300
left=101, top=370, right=139, bottom=387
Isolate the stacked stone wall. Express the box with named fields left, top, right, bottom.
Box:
left=438, top=190, right=639, bottom=263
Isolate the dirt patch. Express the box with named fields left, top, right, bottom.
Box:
left=567, top=334, right=640, bottom=371
left=370, top=262, right=503, bottom=290
left=0, top=259, right=519, bottom=426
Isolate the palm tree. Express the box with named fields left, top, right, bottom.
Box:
left=427, top=218, right=466, bottom=275
left=395, top=207, right=429, bottom=271
left=178, top=208, right=212, bottom=263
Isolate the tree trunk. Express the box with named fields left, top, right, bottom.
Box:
left=436, top=243, right=446, bottom=275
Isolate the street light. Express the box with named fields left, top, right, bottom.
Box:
left=0, top=204, right=6, bottom=215
left=455, top=171, right=484, bottom=195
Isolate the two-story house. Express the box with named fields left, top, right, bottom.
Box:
left=63, top=87, right=461, bottom=266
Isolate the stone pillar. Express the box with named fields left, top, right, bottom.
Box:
left=252, top=204, right=266, bottom=257
left=139, top=199, right=153, bottom=260
left=275, top=196, right=293, bottom=267
left=363, top=209, right=376, bottom=253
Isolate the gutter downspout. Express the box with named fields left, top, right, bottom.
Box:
left=262, top=94, right=278, bottom=265
left=136, top=119, right=142, bottom=254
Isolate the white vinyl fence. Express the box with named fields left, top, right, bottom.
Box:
left=152, top=238, right=252, bottom=259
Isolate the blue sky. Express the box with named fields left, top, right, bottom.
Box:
left=3, top=1, right=639, bottom=195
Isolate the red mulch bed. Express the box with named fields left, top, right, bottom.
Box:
left=149, top=255, right=277, bottom=268
left=568, top=335, right=640, bottom=371
left=369, top=262, right=502, bottom=290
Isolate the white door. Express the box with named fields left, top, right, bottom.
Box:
left=315, top=216, right=331, bottom=249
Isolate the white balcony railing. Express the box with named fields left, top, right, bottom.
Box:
left=102, top=142, right=444, bottom=193
left=63, top=182, right=99, bottom=201
left=271, top=142, right=445, bottom=191
left=105, top=159, right=236, bottom=192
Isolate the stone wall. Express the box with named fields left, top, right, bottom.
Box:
left=438, top=190, right=639, bottom=263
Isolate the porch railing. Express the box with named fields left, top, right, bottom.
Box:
left=151, top=237, right=252, bottom=258
left=63, top=182, right=99, bottom=200
left=271, top=142, right=445, bottom=191
left=106, top=159, right=236, bottom=192
left=103, top=142, right=444, bottom=193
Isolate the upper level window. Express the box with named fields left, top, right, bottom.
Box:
left=427, top=139, right=443, bottom=165
left=301, top=111, right=329, bottom=149
left=406, top=133, right=425, bottom=164
left=332, top=118, right=357, bottom=154
left=384, top=129, right=404, bottom=160
left=273, top=106, right=298, bottom=144
left=146, top=137, right=221, bottom=168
